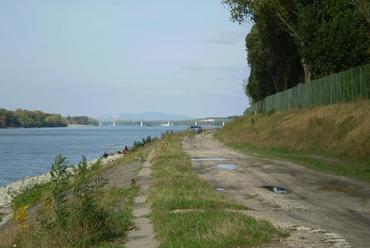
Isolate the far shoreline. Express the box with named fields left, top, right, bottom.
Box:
left=67, top=124, right=98, bottom=128
left=0, top=124, right=98, bottom=129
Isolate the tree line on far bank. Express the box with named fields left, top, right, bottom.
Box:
left=0, top=109, right=98, bottom=128
left=224, top=0, right=370, bottom=103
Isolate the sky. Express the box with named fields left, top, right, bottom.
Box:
left=0, top=0, right=252, bottom=118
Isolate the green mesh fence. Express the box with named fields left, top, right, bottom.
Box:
left=245, top=64, right=370, bottom=114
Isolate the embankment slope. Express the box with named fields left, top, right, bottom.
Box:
left=216, top=101, right=370, bottom=182
left=217, top=101, right=370, bottom=160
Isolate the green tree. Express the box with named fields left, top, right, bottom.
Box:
left=0, top=109, right=20, bottom=128
left=224, top=0, right=313, bottom=83
left=0, top=109, right=67, bottom=128
left=224, top=0, right=370, bottom=103
left=50, top=155, right=70, bottom=226
left=298, top=0, right=370, bottom=77
left=352, top=0, right=370, bottom=25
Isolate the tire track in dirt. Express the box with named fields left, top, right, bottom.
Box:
left=183, top=131, right=370, bottom=248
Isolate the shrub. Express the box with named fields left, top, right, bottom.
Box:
left=8, top=155, right=136, bottom=247
left=73, top=155, right=88, bottom=177
left=50, top=155, right=70, bottom=226
left=131, top=135, right=157, bottom=152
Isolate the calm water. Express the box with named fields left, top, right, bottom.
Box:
left=0, top=125, right=188, bottom=186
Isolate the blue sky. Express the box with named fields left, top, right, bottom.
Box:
left=0, top=0, right=252, bottom=118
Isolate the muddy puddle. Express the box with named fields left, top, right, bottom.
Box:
left=191, top=157, right=228, bottom=162
left=216, top=164, right=236, bottom=170
left=262, top=185, right=288, bottom=194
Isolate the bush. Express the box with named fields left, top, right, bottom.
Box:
left=131, top=135, right=157, bottom=152
left=50, top=155, right=70, bottom=226
left=7, top=154, right=139, bottom=248
left=73, top=155, right=88, bottom=177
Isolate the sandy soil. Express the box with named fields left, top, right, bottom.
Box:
left=183, top=131, right=370, bottom=248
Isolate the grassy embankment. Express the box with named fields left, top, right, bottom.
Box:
left=149, top=133, right=284, bottom=248
left=0, top=145, right=153, bottom=248
left=216, top=100, right=370, bottom=182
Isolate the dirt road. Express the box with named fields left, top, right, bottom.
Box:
left=183, top=131, right=370, bottom=248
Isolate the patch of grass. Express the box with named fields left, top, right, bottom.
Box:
left=9, top=146, right=146, bottom=213
left=11, top=185, right=139, bottom=248
left=131, top=135, right=157, bottom=152
left=11, top=182, right=51, bottom=211
left=149, top=133, right=283, bottom=248
left=2, top=147, right=148, bottom=248
left=232, top=144, right=370, bottom=183
left=216, top=100, right=370, bottom=160
left=0, top=211, right=4, bottom=222
left=99, top=186, right=139, bottom=239
left=215, top=100, right=370, bottom=182
left=10, top=158, right=103, bottom=213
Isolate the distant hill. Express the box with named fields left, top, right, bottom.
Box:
left=98, top=111, right=191, bottom=121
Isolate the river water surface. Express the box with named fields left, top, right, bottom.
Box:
left=0, top=125, right=188, bottom=186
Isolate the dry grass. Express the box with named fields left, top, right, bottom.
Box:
left=216, top=100, right=370, bottom=160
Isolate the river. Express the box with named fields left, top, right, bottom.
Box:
left=0, top=125, right=190, bottom=186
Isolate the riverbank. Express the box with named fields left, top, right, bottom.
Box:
left=0, top=153, right=123, bottom=228
left=0, top=143, right=152, bottom=247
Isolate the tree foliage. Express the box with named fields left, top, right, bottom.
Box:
left=224, top=0, right=370, bottom=103
left=245, top=19, right=303, bottom=101
left=352, top=0, right=370, bottom=25
left=0, top=109, right=67, bottom=128
left=298, top=0, right=370, bottom=77
left=66, top=116, right=98, bottom=126
left=0, top=109, right=98, bottom=128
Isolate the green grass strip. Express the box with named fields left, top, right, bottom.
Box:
left=231, top=144, right=370, bottom=183
left=149, top=134, right=283, bottom=248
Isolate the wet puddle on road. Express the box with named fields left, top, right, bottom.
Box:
left=191, top=157, right=228, bottom=162
left=262, top=185, right=288, bottom=194
left=216, top=164, right=236, bottom=170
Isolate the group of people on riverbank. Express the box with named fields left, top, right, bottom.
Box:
left=102, top=145, right=129, bottom=159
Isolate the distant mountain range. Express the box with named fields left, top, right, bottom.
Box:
left=98, top=111, right=192, bottom=121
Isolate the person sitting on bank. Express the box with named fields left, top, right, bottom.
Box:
left=123, top=145, right=129, bottom=154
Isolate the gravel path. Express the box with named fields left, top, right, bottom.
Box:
left=183, top=131, right=370, bottom=248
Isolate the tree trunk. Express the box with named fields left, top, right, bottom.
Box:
left=275, top=12, right=312, bottom=83
left=353, top=0, right=370, bottom=25
left=301, top=58, right=311, bottom=83
left=352, top=0, right=370, bottom=55
left=268, top=71, right=279, bottom=92
left=284, top=75, right=288, bottom=90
